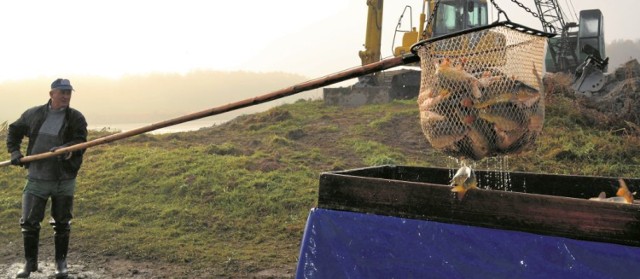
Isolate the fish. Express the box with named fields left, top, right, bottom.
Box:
left=461, top=114, right=476, bottom=125
left=532, top=63, right=546, bottom=117
left=422, top=116, right=469, bottom=150
left=477, top=71, right=503, bottom=88
left=450, top=166, right=478, bottom=200
left=435, top=58, right=481, bottom=99
left=427, top=132, right=466, bottom=150
left=528, top=64, right=546, bottom=132
left=478, top=110, right=522, bottom=131
left=617, top=179, right=634, bottom=204
left=589, top=179, right=635, bottom=204
left=473, top=94, right=512, bottom=109
left=419, top=88, right=451, bottom=110
left=436, top=58, right=478, bottom=83
left=417, top=88, right=433, bottom=105
left=438, top=88, right=452, bottom=98
left=455, top=104, right=477, bottom=125
left=473, top=90, right=540, bottom=109
left=527, top=113, right=544, bottom=132
left=466, top=125, right=491, bottom=159
left=421, top=110, right=446, bottom=122
left=589, top=192, right=620, bottom=202
left=419, top=86, right=446, bottom=100
left=589, top=193, right=630, bottom=204
left=494, top=127, right=527, bottom=151
left=419, top=96, right=437, bottom=111
left=460, top=97, right=474, bottom=108
left=511, top=90, right=541, bottom=108
left=499, top=130, right=535, bottom=154
left=532, top=63, right=544, bottom=94
left=470, top=80, right=483, bottom=99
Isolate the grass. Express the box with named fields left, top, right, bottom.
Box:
left=0, top=75, right=639, bottom=276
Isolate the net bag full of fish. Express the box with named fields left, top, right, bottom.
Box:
left=414, top=25, right=547, bottom=161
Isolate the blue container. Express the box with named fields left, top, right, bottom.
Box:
left=296, top=165, right=640, bottom=278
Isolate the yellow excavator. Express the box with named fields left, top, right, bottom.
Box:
left=324, top=0, right=490, bottom=106
left=323, top=0, right=606, bottom=106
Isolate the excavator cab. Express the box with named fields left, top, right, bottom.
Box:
left=393, top=0, right=488, bottom=57
left=572, top=9, right=608, bottom=92
left=431, top=0, right=488, bottom=37
left=576, top=9, right=606, bottom=69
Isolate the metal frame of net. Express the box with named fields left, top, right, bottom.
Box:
left=411, top=21, right=554, bottom=161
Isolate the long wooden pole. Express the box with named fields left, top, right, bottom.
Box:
left=1, top=54, right=419, bottom=167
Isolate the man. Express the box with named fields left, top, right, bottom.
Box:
left=6, top=78, right=87, bottom=279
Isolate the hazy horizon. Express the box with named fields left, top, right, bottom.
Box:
left=2, top=1, right=640, bottom=132
left=0, top=71, right=322, bottom=131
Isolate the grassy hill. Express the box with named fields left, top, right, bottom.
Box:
left=0, top=73, right=639, bottom=277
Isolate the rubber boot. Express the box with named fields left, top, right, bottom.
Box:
left=17, top=193, right=46, bottom=278
left=54, top=231, right=70, bottom=278
left=51, top=195, right=73, bottom=279
left=15, top=231, right=39, bottom=278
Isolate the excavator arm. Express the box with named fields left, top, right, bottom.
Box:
left=359, top=0, right=384, bottom=66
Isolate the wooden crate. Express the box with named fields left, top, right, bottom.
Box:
left=318, top=165, right=640, bottom=247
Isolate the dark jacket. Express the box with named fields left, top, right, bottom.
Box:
left=6, top=100, right=88, bottom=179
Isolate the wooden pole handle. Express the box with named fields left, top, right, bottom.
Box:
left=1, top=54, right=419, bottom=168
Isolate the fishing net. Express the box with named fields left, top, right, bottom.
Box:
left=413, top=22, right=550, bottom=161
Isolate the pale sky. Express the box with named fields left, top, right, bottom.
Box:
left=0, top=0, right=637, bottom=82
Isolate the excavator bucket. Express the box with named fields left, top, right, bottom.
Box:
left=572, top=44, right=609, bottom=93
left=572, top=58, right=606, bottom=92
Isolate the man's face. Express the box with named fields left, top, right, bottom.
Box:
left=50, top=89, right=72, bottom=109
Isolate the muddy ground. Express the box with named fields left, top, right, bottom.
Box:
left=0, top=238, right=295, bottom=279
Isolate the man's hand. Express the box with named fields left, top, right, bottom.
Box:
left=10, top=151, right=24, bottom=166
left=50, top=146, right=72, bottom=160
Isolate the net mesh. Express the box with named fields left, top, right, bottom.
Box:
left=416, top=25, right=547, bottom=161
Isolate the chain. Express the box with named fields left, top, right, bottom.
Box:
left=422, top=0, right=440, bottom=38
left=500, top=0, right=556, bottom=34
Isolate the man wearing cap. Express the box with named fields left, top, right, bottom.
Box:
left=6, top=78, right=87, bottom=278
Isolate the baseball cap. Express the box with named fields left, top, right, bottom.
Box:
left=51, top=78, right=74, bottom=91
